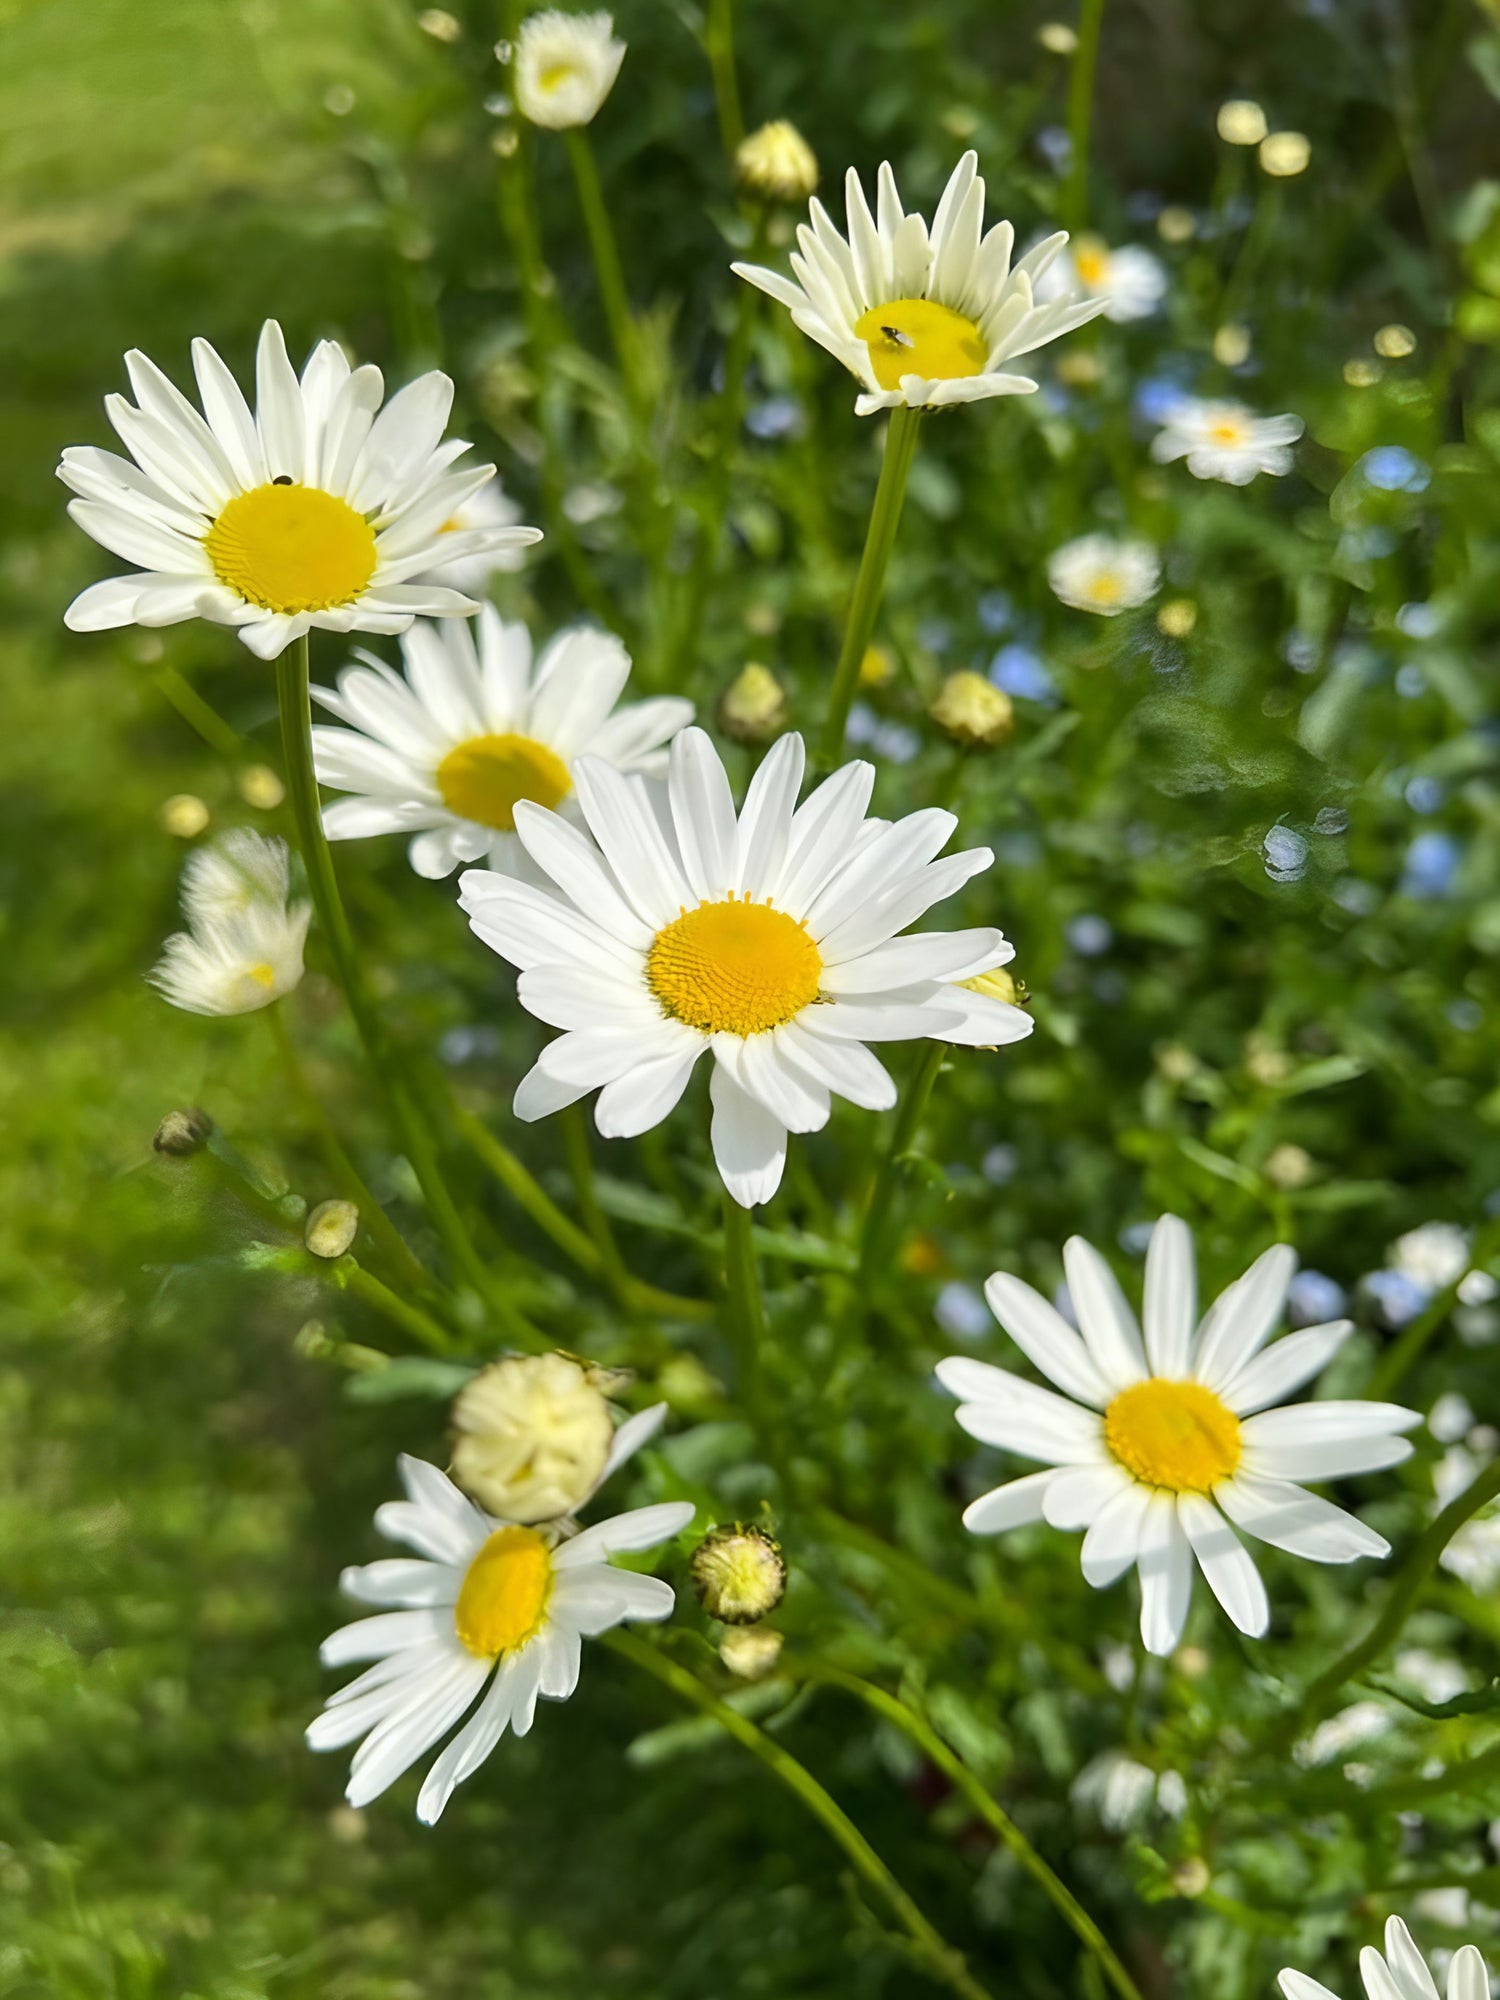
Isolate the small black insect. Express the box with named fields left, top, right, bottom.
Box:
left=880, top=326, right=915, bottom=348
left=272, top=474, right=294, bottom=485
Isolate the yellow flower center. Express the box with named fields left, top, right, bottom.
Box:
left=204, top=482, right=377, bottom=614
left=453, top=1525, right=554, bottom=1659
left=436, top=732, right=572, bottom=832
left=538, top=60, right=577, bottom=91
left=647, top=894, right=822, bottom=1037
left=1073, top=236, right=1110, bottom=288
left=247, top=963, right=278, bottom=989
left=1208, top=418, right=1249, bottom=446
left=1087, top=571, right=1123, bottom=606
left=1103, top=1379, right=1242, bottom=1494
left=853, top=299, right=988, bottom=391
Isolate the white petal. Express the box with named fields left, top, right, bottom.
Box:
left=1080, top=1482, right=1153, bottom=1587
left=594, top=1040, right=703, bottom=1138
left=1279, top=1976, right=1344, bottom=2000
left=319, top=1608, right=452, bottom=1667
left=668, top=725, right=738, bottom=902
left=511, top=803, right=654, bottom=950
left=1143, top=1215, right=1196, bottom=1377
left=551, top=1500, right=695, bottom=1570
left=1242, top=1433, right=1415, bottom=1481
left=1063, top=1236, right=1149, bottom=1392
left=1137, top=1494, right=1194, bottom=1655
left=1176, top=1493, right=1269, bottom=1637
left=1042, top=1462, right=1131, bottom=1530
left=819, top=929, right=1004, bottom=995
left=1387, top=1921, right=1441, bottom=2000
left=733, top=730, right=804, bottom=895
left=340, top=1558, right=462, bottom=1608
left=1448, top=1948, right=1489, bottom=2000
left=1214, top=1472, right=1390, bottom=1563
left=710, top=1059, right=787, bottom=1208
left=982, top=1272, right=1112, bottom=1408
left=594, top=1403, right=667, bottom=1492
left=548, top=1567, right=677, bottom=1635
left=1220, top=1321, right=1354, bottom=1416
left=344, top=1653, right=490, bottom=1808
left=1193, top=1244, right=1297, bottom=1389
left=961, top=1468, right=1059, bottom=1533
left=414, top=1655, right=522, bottom=1824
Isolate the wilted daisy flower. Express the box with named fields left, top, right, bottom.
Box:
left=735, top=120, right=819, bottom=204
left=1048, top=533, right=1161, bottom=616
left=732, top=150, right=1107, bottom=416
left=312, top=607, right=692, bottom=880
left=59, top=321, right=539, bottom=660
left=1281, top=1916, right=1490, bottom=2000
left=513, top=9, right=625, bottom=129
left=1035, top=235, right=1167, bottom=323
left=1150, top=396, right=1303, bottom=485
left=418, top=480, right=529, bottom=595
left=151, top=830, right=311, bottom=1015
left=937, top=1214, right=1419, bottom=1655
left=308, top=1454, right=693, bottom=1822
left=459, top=726, right=1031, bottom=1208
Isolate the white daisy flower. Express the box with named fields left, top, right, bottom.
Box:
left=1047, top=533, right=1161, bottom=616
left=417, top=479, right=529, bottom=596
left=458, top=726, right=1032, bottom=1209
left=1034, top=235, right=1167, bottom=323
left=311, top=606, right=693, bottom=880
left=513, top=9, right=625, bottom=130
left=1281, top=1917, right=1490, bottom=2000
left=151, top=829, right=311, bottom=1016
left=1150, top=395, right=1303, bottom=485
left=936, top=1214, right=1419, bottom=1656
left=59, top=320, right=541, bottom=661
left=732, top=150, right=1107, bottom=417
left=308, top=1452, right=693, bottom=1823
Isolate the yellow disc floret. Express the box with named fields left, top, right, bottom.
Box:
left=853, top=299, right=988, bottom=391
left=204, top=482, right=377, bottom=613
left=1103, top=1379, right=1242, bottom=1494
left=436, top=733, right=572, bottom=831
left=453, top=1525, right=554, bottom=1659
left=1072, top=235, right=1111, bottom=289
left=647, top=894, right=822, bottom=1037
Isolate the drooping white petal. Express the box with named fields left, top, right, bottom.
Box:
left=1136, top=1493, right=1194, bottom=1656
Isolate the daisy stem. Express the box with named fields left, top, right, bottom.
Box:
left=1265, top=1453, right=1500, bottom=1754
left=1063, top=0, right=1107, bottom=234
left=265, top=1003, right=433, bottom=1297
left=564, top=129, right=638, bottom=396
left=339, top=1258, right=458, bottom=1357
left=274, top=636, right=532, bottom=1342
left=856, top=1042, right=946, bottom=1287
left=722, top=1191, right=767, bottom=1426
left=806, top=1667, right=1147, bottom=2000
left=606, top=1633, right=995, bottom=2000
left=561, top=1104, right=638, bottom=1310
left=819, top=406, right=922, bottom=767
left=703, top=0, right=744, bottom=157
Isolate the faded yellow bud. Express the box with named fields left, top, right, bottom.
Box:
left=929, top=671, right=1014, bottom=749
left=1259, top=131, right=1311, bottom=178
left=859, top=642, right=895, bottom=687
left=1037, top=21, right=1079, bottom=53
left=450, top=1352, right=613, bottom=1523
left=735, top=121, right=818, bottom=204
left=1171, top=1857, right=1211, bottom=1898
left=719, top=1625, right=785, bottom=1678
left=718, top=663, right=787, bottom=745
left=1343, top=358, right=1381, bottom=387
left=160, top=794, right=210, bottom=838
left=1157, top=599, right=1197, bottom=639
left=1263, top=1143, right=1314, bottom=1191
left=1374, top=323, right=1416, bottom=359
left=1216, top=99, right=1267, bottom=146
left=238, top=764, right=286, bottom=810
left=1213, top=323, right=1251, bottom=367
left=1157, top=205, right=1196, bottom=244
left=690, top=1525, right=787, bottom=1624
left=1056, top=350, right=1103, bottom=389
left=305, top=1198, right=360, bottom=1260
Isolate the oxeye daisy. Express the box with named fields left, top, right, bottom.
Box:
left=732, top=150, right=1107, bottom=416
left=513, top=9, right=625, bottom=130
left=311, top=606, right=693, bottom=880
left=1033, top=235, right=1167, bottom=323
left=458, top=726, right=1031, bottom=1208
left=151, top=829, right=310, bottom=1016
left=307, top=1453, right=693, bottom=1823
left=937, top=1215, right=1420, bottom=1655
left=59, top=320, right=540, bottom=660
left=1281, top=1916, right=1490, bottom=2000
left=1047, top=533, right=1161, bottom=616
left=417, top=479, right=530, bottom=596
left=1150, top=395, right=1303, bottom=485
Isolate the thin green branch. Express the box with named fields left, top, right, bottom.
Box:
left=564, top=128, right=637, bottom=392
left=1063, top=0, right=1107, bottom=233
left=857, top=1042, right=945, bottom=1287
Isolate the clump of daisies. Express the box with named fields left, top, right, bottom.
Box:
left=1048, top=533, right=1161, bottom=616
left=1150, top=395, right=1303, bottom=485
left=151, top=830, right=310, bottom=1016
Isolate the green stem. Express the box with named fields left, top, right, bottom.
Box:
left=1063, top=0, right=1107, bottom=233
left=265, top=1003, right=431, bottom=1295
left=704, top=0, right=744, bottom=157
left=809, top=1668, right=1145, bottom=2000
left=857, top=1042, right=945, bottom=1287
left=562, top=1103, right=635, bottom=1311
left=340, top=1259, right=456, bottom=1356
left=606, top=1634, right=993, bottom=2000
left=722, top=1190, right=767, bottom=1425
left=1265, top=1456, right=1500, bottom=1753
left=153, top=664, right=244, bottom=761
left=274, top=636, right=531, bottom=1342
left=819, top=406, right=922, bottom=766
left=564, top=128, right=637, bottom=393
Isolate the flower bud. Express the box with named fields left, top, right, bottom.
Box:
left=305, top=1198, right=360, bottom=1260
left=450, top=1352, right=613, bottom=1523
left=928, top=671, right=1014, bottom=749
left=154, top=1106, right=213, bottom=1155
left=719, top=1625, right=784, bottom=1679
left=718, top=663, right=787, bottom=745
left=689, top=1524, right=787, bottom=1625
left=734, top=120, right=818, bottom=204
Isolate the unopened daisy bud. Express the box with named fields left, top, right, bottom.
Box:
left=417, top=7, right=462, bottom=40
left=1259, top=131, right=1311, bottom=178
left=718, top=663, right=787, bottom=744
left=160, top=793, right=210, bottom=839
left=450, top=1352, right=613, bottom=1523
left=719, top=1625, right=785, bottom=1679
left=1375, top=323, right=1416, bottom=359
left=237, top=764, right=285, bottom=810
left=1157, top=599, right=1197, bottom=639
left=154, top=1106, right=213, bottom=1156
left=690, top=1524, right=787, bottom=1625
left=1263, top=1143, right=1314, bottom=1191
left=1217, top=99, right=1267, bottom=146
left=306, top=1198, right=360, bottom=1260
left=1171, top=1856, right=1211, bottom=1898
left=1037, top=21, right=1079, bottom=53
left=1212, top=322, right=1251, bottom=367
left=929, top=670, right=1014, bottom=749
left=859, top=642, right=895, bottom=687
left=735, top=120, right=818, bottom=204
left=1157, top=205, right=1196, bottom=244
left=1343, top=358, right=1381, bottom=388
left=513, top=9, right=625, bottom=129
left=1056, top=349, right=1103, bottom=389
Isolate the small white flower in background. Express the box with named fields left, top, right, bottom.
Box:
left=1391, top=1221, right=1471, bottom=1295
left=59, top=321, right=539, bottom=660
left=1047, top=533, right=1161, bottom=616
left=1428, top=1390, right=1475, bottom=1444
left=1071, top=1751, right=1182, bottom=1831
left=1292, top=1699, right=1390, bottom=1769
left=1281, top=1916, right=1491, bottom=2000
left=307, top=1454, right=692, bottom=1822
left=417, top=479, right=529, bottom=596
left=733, top=150, right=1107, bottom=417
left=512, top=9, right=625, bottom=129
left=1150, top=395, right=1303, bottom=486
left=450, top=1352, right=666, bottom=1524
left=312, top=606, right=693, bottom=880
left=459, top=726, right=1031, bottom=1208
left=1394, top=1648, right=1470, bottom=1706
left=937, top=1214, right=1419, bottom=1656
left=151, top=830, right=310, bottom=1015
left=1034, top=235, right=1167, bottom=323
left=1435, top=1443, right=1500, bottom=1594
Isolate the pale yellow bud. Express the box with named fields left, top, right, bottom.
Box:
left=734, top=120, right=819, bottom=204
left=1056, top=350, right=1103, bottom=389
left=1259, top=131, right=1311, bottom=178
left=1216, top=99, right=1267, bottom=146
left=1157, top=599, right=1197, bottom=639
left=238, top=764, right=286, bottom=810
left=305, top=1198, right=360, bottom=1260
left=1157, top=205, right=1196, bottom=244
left=450, top=1353, right=613, bottom=1523
left=1037, top=21, right=1079, bottom=53
left=1343, top=358, right=1381, bottom=387
left=690, top=1524, right=787, bottom=1624
left=718, top=663, right=787, bottom=745
left=1374, top=323, right=1416, bottom=359
left=859, top=642, right=895, bottom=687
left=1263, top=1143, right=1314, bottom=1191
left=417, top=8, right=462, bottom=40
left=160, top=794, right=210, bottom=838
left=1171, top=1857, right=1211, bottom=1898
left=1213, top=323, right=1251, bottom=367
left=929, top=671, right=1014, bottom=749
left=719, top=1625, right=785, bottom=1678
